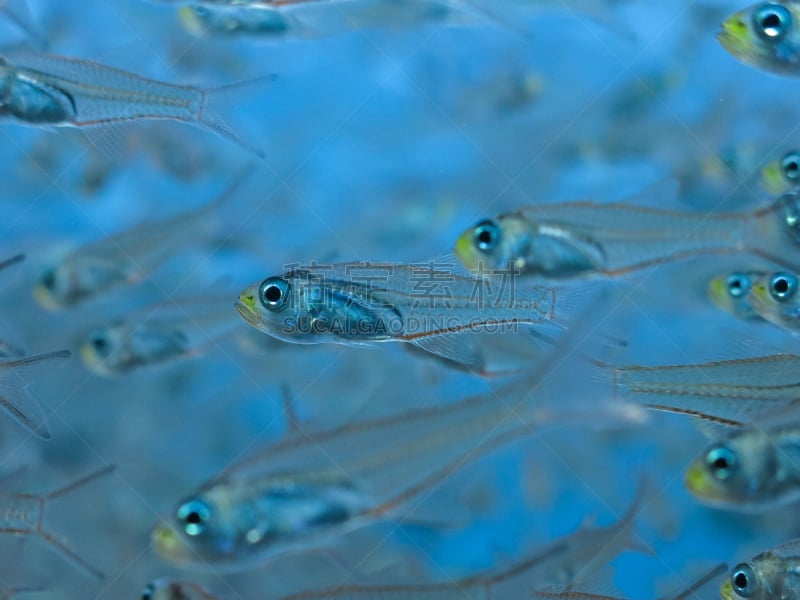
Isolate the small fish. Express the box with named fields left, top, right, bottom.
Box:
left=178, top=4, right=294, bottom=36
left=721, top=539, right=800, bottom=600
left=717, top=1, right=800, bottom=76
left=748, top=271, right=800, bottom=332
left=707, top=270, right=766, bottom=320
left=142, top=578, right=217, bottom=600
left=0, top=465, right=114, bottom=579
left=34, top=171, right=248, bottom=310
left=0, top=53, right=270, bottom=157
left=153, top=305, right=632, bottom=570
left=80, top=295, right=240, bottom=377
left=761, top=150, right=800, bottom=195
left=613, top=354, right=800, bottom=426
left=454, top=189, right=800, bottom=278
left=685, top=402, right=800, bottom=511
left=235, top=262, right=589, bottom=373
left=0, top=349, right=71, bottom=439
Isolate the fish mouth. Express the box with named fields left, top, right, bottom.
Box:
left=720, top=578, right=735, bottom=600
left=716, top=14, right=752, bottom=60
left=454, top=229, right=481, bottom=272
left=234, top=299, right=260, bottom=328
left=151, top=522, right=191, bottom=563
left=684, top=460, right=712, bottom=497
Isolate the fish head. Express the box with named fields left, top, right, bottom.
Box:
left=723, top=556, right=782, bottom=600
left=685, top=432, right=777, bottom=509
left=761, top=150, right=800, bottom=194
left=80, top=324, right=128, bottom=377
left=142, top=578, right=213, bottom=600
left=454, top=214, right=528, bottom=275
left=707, top=271, right=761, bottom=319
left=748, top=271, right=800, bottom=328
left=33, top=264, right=72, bottom=310
left=717, top=2, right=800, bottom=75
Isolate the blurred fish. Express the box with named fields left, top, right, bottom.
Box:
left=0, top=349, right=71, bottom=439
left=761, top=149, right=800, bottom=195
left=152, top=306, right=635, bottom=570
left=178, top=4, right=293, bottom=37
left=721, top=539, right=800, bottom=600
left=0, top=0, right=46, bottom=48
left=0, top=253, right=26, bottom=358
left=235, top=262, right=591, bottom=373
left=748, top=271, right=800, bottom=331
left=612, top=354, right=800, bottom=426
left=0, top=53, right=270, bottom=157
left=707, top=270, right=766, bottom=320
left=80, top=294, right=239, bottom=377
left=685, top=401, right=800, bottom=511
left=142, top=578, right=217, bottom=600
left=454, top=189, right=800, bottom=278
left=34, top=171, right=249, bottom=310
left=717, top=1, right=800, bottom=76
left=0, top=465, right=114, bottom=580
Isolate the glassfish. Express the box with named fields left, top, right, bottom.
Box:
left=454, top=190, right=800, bottom=278
left=707, top=270, right=766, bottom=321
left=761, top=150, right=800, bottom=195
left=721, top=539, right=800, bottom=600
left=235, top=261, right=593, bottom=373
left=748, top=271, right=800, bottom=332
left=0, top=53, right=270, bottom=157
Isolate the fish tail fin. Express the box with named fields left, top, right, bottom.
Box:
left=36, top=465, right=115, bottom=580
left=0, top=350, right=72, bottom=439
left=616, top=473, right=656, bottom=557
left=196, top=74, right=277, bottom=160
left=744, top=192, right=800, bottom=270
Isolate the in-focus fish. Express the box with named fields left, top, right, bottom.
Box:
left=34, top=171, right=248, bottom=310
left=235, top=262, right=590, bottom=373
left=152, top=306, right=634, bottom=571
left=685, top=401, right=800, bottom=511
left=707, top=270, right=766, bottom=320
left=717, top=1, right=800, bottom=76
left=80, top=295, right=239, bottom=377
left=748, top=271, right=800, bottom=331
left=0, top=465, right=114, bottom=579
left=761, top=150, right=800, bottom=194
left=454, top=190, right=800, bottom=278
left=612, top=354, right=800, bottom=426
left=0, top=349, right=71, bottom=439
left=721, top=539, right=800, bottom=600
left=0, top=53, right=270, bottom=156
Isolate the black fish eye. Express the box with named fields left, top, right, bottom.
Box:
left=473, top=219, right=501, bottom=252
left=258, top=277, right=290, bottom=311
left=726, top=272, right=751, bottom=298
left=731, top=563, right=757, bottom=597
left=782, top=151, right=800, bottom=181
left=90, top=331, right=110, bottom=356
left=706, top=445, right=737, bottom=480
left=41, top=268, right=56, bottom=291
left=177, top=500, right=211, bottom=537
left=753, top=3, right=792, bottom=40
left=141, top=583, right=155, bottom=600
left=769, top=272, right=798, bottom=301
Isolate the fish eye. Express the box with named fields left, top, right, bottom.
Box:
left=141, top=583, right=155, bottom=600
left=768, top=272, right=798, bottom=301
left=41, top=268, right=56, bottom=291
left=753, top=3, right=792, bottom=40
left=473, top=219, right=501, bottom=252
left=726, top=272, right=752, bottom=298
left=258, top=277, right=290, bottom=311
left=706, top=445, right=737, bottom=480
left=90, top=331, right=111, bottom=357
left=177, top=499, right=211, bottom=537
left=731, top=563, right=757, bottom=597
left=782, top=151, right=800, bottom=181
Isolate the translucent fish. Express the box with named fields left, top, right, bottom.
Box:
left=0, top=349, right=71, bottom=439
left=717, top=1, right=800, bottom=76
left=761, top=150, right=800, bottom=195
left=748, top=271, right=800, bottom=332
left=34, top=170, right=250, bottom=310
left=235, top=262, right=592, bottom=373
left=684, top=402, right=800, bottom=511
left=142, top=578, right=217, bottom=600
left=178, top=4, right=295, bottom=36
left=0, top=53, right=270, bottom=157
left=721, top=539, right=800, bottom=600
left=613, top=354, right=800, bottom=427
left=152, top=305, right=632, bottom=571
left=707, top=270, right=766, bottom=321
left=454, top=189, right=800, bottom=278
left=0, top=465, right=114, bottom=579
left=80, top=295, right=240, bottom=377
